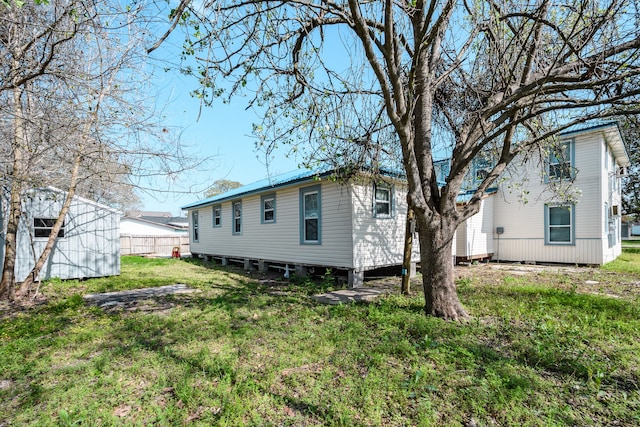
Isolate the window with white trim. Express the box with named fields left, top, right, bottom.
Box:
left=300, top=185, right=321, bottom=244
left=212, top=205, right=221, bottom=227
left=373, top=183, right=392, bottom=218
left=192, top=211, right=199, bottom=242
left=232, top=201, right=242, bottom=235
left=261, top=194, right=276, bottom=223
left=34, top=218, right=65, bottom=238
left=545, top=204, right=574, bottom=245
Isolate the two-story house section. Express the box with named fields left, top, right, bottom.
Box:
left=491, top=122, right=630, bottom=265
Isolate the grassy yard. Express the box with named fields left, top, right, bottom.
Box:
left=1, top=255, right=639, bottom=426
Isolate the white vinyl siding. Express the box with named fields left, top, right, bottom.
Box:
left=456, top=197, right=494, bottom=258
left=120, top=218, right=188, bottom=236
left=351, top=179, right=420, bottom=270
left=492, top=127, right=619, bottom=264
left=187, top=181, right=354, bottom=268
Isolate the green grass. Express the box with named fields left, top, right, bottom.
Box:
left=621, top=239, right=640, bottom=247
left=1, top=255, right=639, bottom=426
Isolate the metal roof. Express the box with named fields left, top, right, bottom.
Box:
left=560, top=121, right=630, bottom=167
left=181, top=166, right=406, bottom=210
left=181, top=168, right=334, bottom=210
left=456, top=187, right=498, bottom=204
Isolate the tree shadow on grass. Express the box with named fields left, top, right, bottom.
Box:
left=5, top=259, right=639, bottom=425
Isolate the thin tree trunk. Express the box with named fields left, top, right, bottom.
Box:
left=0, top=85, right=27, bottom=300
left=418, top=217, right=468, bottom=320
left=0, top=183, right=22, bottom=300
left=401, top=206, right=414, bottom=295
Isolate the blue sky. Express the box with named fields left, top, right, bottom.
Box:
left=138, top=32, right=300, bottom=216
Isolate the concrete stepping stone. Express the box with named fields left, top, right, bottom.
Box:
left=84, top=284, right=197, bottom=306
left=311, top=287, right=386, bottom=305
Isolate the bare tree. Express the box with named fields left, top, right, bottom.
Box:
left=156, top=0, right=640, bottom=319
left=204, top=179, right=243, bottom=198
left=0, top=0, right=207, bottom=300
left=618, top=117, right=640, bottom=217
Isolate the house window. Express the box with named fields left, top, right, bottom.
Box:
left=212, top=205, right=221, bottom=227
left=300, top=185, right=321, bottom=244
left=192, top=211, right=199, bottom=242
left=545, top=204, right=574, bottom=245
left=547, top=139, right=573, bottom=180
left=605, top=202, right=617, bottom=248
left=34, top=218, right=65, bottom=238
left=373, top=183, right=392, bottom=218
left=232, top=201, right=242, bottom=235
left=261, top=194, right=276, bottom=223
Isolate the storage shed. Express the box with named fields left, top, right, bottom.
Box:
left=0, top=187, right=121, bottom=282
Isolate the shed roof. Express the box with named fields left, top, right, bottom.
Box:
left=29, top=187, right=121, bottom=214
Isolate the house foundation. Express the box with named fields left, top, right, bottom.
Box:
left=348, top=270, right=364, bottom=288
left=295, top=264, right=307, bottom=277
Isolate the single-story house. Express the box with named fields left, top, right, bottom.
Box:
left=0, top=187, right=120, bottom=282
left=182, top=169, right=422, bottom=286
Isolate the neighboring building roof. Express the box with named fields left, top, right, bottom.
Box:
left=121, top=215, right=188, bottom=230
left=128, top=210, right=173, bottom=218
left=560, top=121, right=630, bottom=167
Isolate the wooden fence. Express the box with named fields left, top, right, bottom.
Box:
left=120, top=235, right=190, bottom=256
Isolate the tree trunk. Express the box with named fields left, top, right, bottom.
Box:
left=418, top=216, right=468, bottom=320
left=0, top=185, right=22, bottom=300
left=0, top=84, right=27, bottom=300
left=401, top=206, right=414, bottom=295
